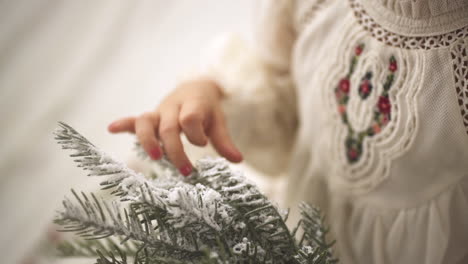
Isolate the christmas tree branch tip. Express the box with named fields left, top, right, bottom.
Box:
left=54, top=122, right=338, bottom=264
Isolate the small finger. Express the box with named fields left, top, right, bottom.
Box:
left=209, top=110, right=243, bottom=163
left=108, top=117, right=136, bottom=133
left=179, top=103, right=208, bottom=146
left=159, top=106, right=193, bottom=176
left=135, top=112, right=162, bottom=160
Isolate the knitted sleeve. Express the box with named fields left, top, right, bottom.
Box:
left=199, top=0, right=298, bottom=176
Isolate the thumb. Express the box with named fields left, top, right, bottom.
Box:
left=208, top=110, right=243, bottom=163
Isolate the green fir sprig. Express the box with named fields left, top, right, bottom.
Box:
left=53, top=122, right=337, bottom=264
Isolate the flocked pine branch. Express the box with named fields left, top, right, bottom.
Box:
left=56, top=237, right=139, bottom=258
left=54, top=122, right=144, bottom=194
left=298, top=203, right=338, bottom=263
left=193, top=158, right=297, bottom=261
left=53, top=122, right=338, bottom=264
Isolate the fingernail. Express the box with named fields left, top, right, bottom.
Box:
left=236, top=152, right=243, bottom=161
left=179, top=164, right=193, bottom=176
left=149, top=147, right=162, bottom=160
left=233, top=149, right=243, bottom=161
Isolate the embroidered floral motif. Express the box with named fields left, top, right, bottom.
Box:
left=334, top=44, right=398, bottom=163
left=358, top=72, right=373, bottom=99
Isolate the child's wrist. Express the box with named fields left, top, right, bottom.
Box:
left=179, top=75, right=225, bottom=100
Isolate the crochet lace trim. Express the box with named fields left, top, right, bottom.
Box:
left=348, top=0, right=468, bottom=50
left=296, top=0, right=468, bottom=50
left=451, top=38, right=468, bottom=134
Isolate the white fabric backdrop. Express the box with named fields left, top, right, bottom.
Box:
left=0, top=1, right=260, bottom=263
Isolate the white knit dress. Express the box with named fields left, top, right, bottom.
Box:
left=200, top=0, right=468, bottom=263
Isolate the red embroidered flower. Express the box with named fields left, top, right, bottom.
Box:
left=355, top=45, right=363, bottom=56
left=347, top=148, right=359, bottom=161
left=389, top=61, right=397, bottom=72
left=360, top=80, right=370, bottom=94
left=339, top=79, right=350, bottom=93
left=338, top=105, right=346, bottom=114
left=378, top=96, right=391, bottom=114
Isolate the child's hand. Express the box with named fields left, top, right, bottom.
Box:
left=108, top=78, right=243, bottom=176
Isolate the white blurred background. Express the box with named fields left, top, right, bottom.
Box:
left=0, top=1, right=261, bottom=263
